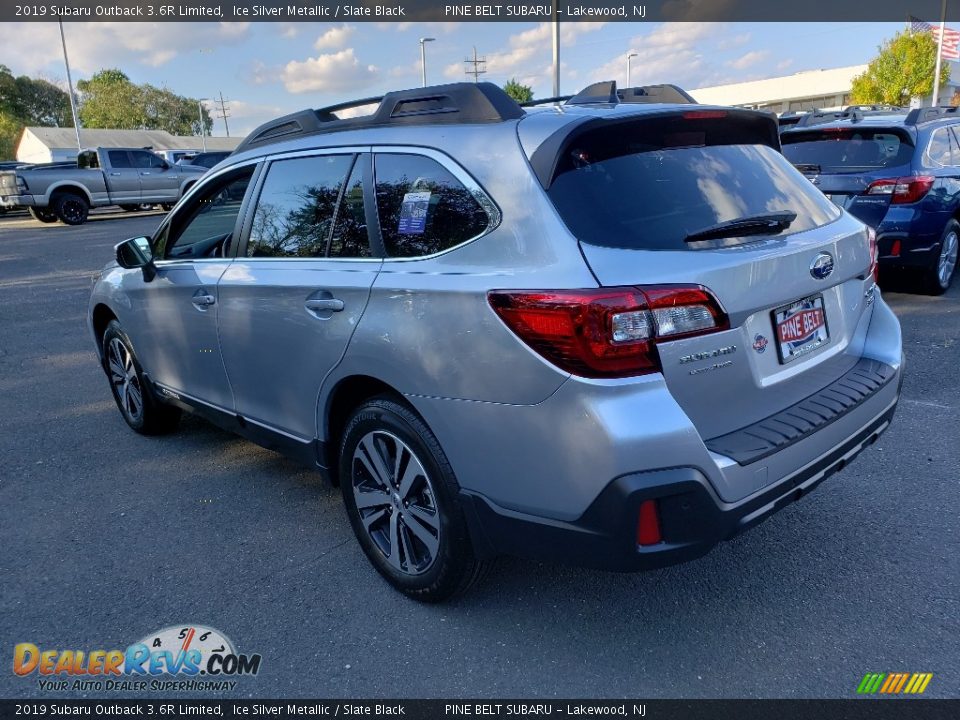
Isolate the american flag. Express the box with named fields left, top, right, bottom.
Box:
left=911, top=16, right=960, bottom=61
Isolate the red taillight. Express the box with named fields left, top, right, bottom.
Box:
left=867, top=227, right=878, bottom=281
left=637, top=499, right=662, bottom=546
left=682, top=110, right=727, bottom=120
left=487, top=285, right=728, bottom=379
left=891, top=239, right=901, bottom=257
left=865, top=175, right=935, bottom=204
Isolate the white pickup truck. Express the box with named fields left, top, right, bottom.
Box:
left=0, top=147, right=208, bottom=225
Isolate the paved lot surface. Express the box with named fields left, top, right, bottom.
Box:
left=0, top=213, right=957, bottom=699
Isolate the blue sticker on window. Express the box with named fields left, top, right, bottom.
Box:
left=398, top=191, right=431, bottom=235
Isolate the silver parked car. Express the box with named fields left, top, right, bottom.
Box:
left=88, top=82, right=903, bottom=601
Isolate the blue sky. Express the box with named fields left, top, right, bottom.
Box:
left=0, top=21, right=907, bottom=136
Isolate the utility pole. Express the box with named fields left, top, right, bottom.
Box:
left=216, top=91, right=231, bottom=137
left=58, top=21, right=82, bottom=152
left=464, top=47, right=487, bottom=82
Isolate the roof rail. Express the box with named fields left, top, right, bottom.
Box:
left=844, top=104, right=905, bottom=113
left=795, top=108, right=864, bottom=128
left=905, top=105, right=960, bottom=125
left=235, top=82, right=525, bottom=153
left=521, top=81, right=696, bottom=108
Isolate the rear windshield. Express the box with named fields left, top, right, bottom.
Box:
left=547, top=116, right=840, bottom=251
left=780, top=128, right=914, bottom=171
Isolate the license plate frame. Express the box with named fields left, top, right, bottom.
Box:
left=772, top=294, right=830, bottom=364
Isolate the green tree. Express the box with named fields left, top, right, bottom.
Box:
left=851, top=30, right=951, bottom=105
left=0, top=64, right=73, bottom=160
left=77, top=68, right=212, bottom=135
left=503, top=78, right=534, bottom=104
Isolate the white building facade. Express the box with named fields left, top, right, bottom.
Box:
left=16, top=127, right=240, bottom=164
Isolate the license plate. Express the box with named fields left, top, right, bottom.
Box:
left=772, top=294, right=829, bottom=364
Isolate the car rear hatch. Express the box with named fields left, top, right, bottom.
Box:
left=537, top=108, right=877, bottom=446
left=780, top=125, right=917, bottom=228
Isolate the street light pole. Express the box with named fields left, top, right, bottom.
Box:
left=419, top=37, right=435, bottom=88
left=552, top=11, right=560, bottom=98
left=58, top=20, right=82, bottom=153
left=627, top=53, right=638, bottom=87
left=197, top=99, right=208, bottom=152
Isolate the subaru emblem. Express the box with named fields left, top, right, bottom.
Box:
left=810, top=252, right=834, bottom=280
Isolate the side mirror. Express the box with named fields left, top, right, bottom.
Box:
left=116, top=236, right=156, bottom=281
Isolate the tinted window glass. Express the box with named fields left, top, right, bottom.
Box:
left=375, top=154, right=489, bottom=258
left=781, top=128, right=914, bottom=171
left=161, top=168, right=253, bottom=259
left=130, top=151, right=160, bottom=169
left=247, top=155, right=352, bottom=258
left=107, top=151, right=131, bottom=169
left=923, top=126, right=960, bottom=167
left=548, top=117, right=840, bottom=251
left=328, top=160, right=371, bottom=258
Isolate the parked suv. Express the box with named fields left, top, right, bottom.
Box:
left=781, top=106, right=960, bottom=293
left=89, top=82, right=903, bottom=601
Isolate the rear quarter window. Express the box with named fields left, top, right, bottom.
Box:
left=374, top=153, right=490, bottom=258
left=547, top=115, right=840, bottom=251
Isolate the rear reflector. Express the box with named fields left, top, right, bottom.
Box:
left=488, top=285, right=728, bottom=379
left=891, top=239, right=901, bottom=257
left=865, top=175, right=935, bottom=204
left=637, top=499, right=662, bottom=546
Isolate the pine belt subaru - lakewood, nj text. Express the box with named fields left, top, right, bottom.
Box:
left=88, top=81, right=903, bottom=601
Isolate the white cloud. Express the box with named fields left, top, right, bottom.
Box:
left=728, top=50, right=770, bottom=70
left=223, top=100, right=288, bottom=137
left=776, top=59, right=794, bottom=72
left=0, top=22, right=251, bottom=76
left=592, top=23, right=717, bottom=88
left=281, top=48, right=378, bottom=94
left=314, top=25, right=355, bottom=51
left=718, top=33, right=751, bottom=50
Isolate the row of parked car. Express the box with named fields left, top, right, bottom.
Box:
left=0, top=149, right=230, bottom=223
left=87, top=80, right=907, bottom=600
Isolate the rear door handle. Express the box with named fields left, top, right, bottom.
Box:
left=140, top=172, right=152, bottom=176
left=305, top=298, right=344, bottom=312
left=191, top=291, right=216, bottom=308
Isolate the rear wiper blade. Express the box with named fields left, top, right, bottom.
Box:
left=684, top=212, right=798, bottom=243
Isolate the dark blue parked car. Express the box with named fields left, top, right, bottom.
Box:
left=781, top=106, right=960, bottom=294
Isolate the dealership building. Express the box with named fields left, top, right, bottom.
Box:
left=15, top=127, right=241, bottom=164
left=690, top=63, right=960, bottom=113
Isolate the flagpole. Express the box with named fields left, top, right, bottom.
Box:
left=933, top=0, right=947, bottom=106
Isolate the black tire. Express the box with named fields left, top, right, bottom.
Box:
left=921, top=219, right=959, bottom=295
left=119, top=204, right=142, bottom=212
left=339, top=396, right=490, bottom=602
left=101, top=320, right=181, bottom=435
left=160, top=203, right=175, bottom=212
left=52, top=192, right=89, bottom=225
left=28, top=206, right=58, bottom=223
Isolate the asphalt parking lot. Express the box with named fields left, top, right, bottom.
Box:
left=0, top=212, right=957, bottom=700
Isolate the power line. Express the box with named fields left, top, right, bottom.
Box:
left=464, top=47, right=487, bottom=83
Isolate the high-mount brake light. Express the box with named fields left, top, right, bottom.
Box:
left=865, top=176, right=935, bottom=204
left=487, top=285, right=728, bottom=379
left=682, top=110, right=728, bottom=120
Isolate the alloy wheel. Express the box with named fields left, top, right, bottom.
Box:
left=939, top=230, right=958, bottom=288
left=350, top=430, right=441, bottom=576
left=107, top=338, right=144, bottom=423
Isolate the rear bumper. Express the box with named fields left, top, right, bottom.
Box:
left=875, top=208, right=947, bottom=268
left=462, top=394, right=898, bottom=571
left=0, top=194, right=36, bottom=209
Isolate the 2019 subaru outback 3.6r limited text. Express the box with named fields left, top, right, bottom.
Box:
left=89, top=81, right=903, bottom=601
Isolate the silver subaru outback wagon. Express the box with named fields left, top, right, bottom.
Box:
left=88, top=81, right=903, bottom=601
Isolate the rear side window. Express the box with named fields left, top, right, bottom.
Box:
left=247, top=154, right=359, bottom=258
left=923, top=126, right=960, bottom=167
left=374, top=153, right=490, bottom=258
left=548, top=115, right=840, bottom=251
left=781, top=128, right=915, bottom=171
left=107, top=151, right=131, bottom=169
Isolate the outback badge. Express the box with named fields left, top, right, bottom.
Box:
left=810, top=252, right=835, bottom=280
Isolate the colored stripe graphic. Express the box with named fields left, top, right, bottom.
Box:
left=857, top=672, right=932, bottom=694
